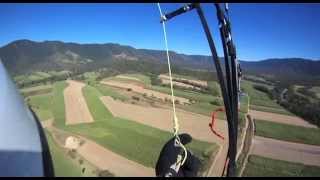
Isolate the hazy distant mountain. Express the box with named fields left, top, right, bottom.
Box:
left=1, top=40, right=319, bottom=85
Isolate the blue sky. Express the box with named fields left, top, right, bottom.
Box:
left=0, top=3, right=319, bottom=61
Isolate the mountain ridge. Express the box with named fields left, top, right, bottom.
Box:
left=1, top=39, right=320, bottom=85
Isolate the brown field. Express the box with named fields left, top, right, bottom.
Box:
left=100, top=96, right=227, bottom=144
left=64, top=80, right=94, bottom=125
left=100, top=80, right=190, bottom=104
left=249, top=110, right=316, bottom=128
left=251, top=136, right=320, bottom=167
left=159, top=74, right=208, bottom=87
left=77, top=136, right=154, bottom=177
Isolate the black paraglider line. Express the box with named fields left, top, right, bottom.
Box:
left=158, top=3, right=240, bottom=177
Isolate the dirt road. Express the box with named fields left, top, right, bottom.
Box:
left=64, top=80, right=94, bottom=125
left=249, top=110, right=316, bottom=128
left=251, top=136, right=320, bottom=167
left=100, top=80, right=190, bottom=104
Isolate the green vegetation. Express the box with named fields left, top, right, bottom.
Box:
left=207, top=81, right=221, bottom=97
left=20, top=84, right=52, bottom=92
left=45, top=130, right=97, bottom=177
left=52, top=81, right=68, bottom=127
left=14, top=70, right=70, bottom=89
left=150, top=74, right=162, bottom=86
left=45, top=131, right=83, bottom=177
left=310, top=86, right=320, bottom=98
left=27, top=94, right=53, bottom=121
left=255, top=119, right=320, bottom=145
left=280, top=86, right=320, bottom=127
left=95, top=84, right=129, bottom=101
left=241, top=80, right=282, bottom=109
left=20, top=84, right=53, bottom=97
left=64, top=84, right=218, bottom=169
left=250, top=105, right=293, bottom=116
left=122, top=73, right=151, bottom=85
left=243, top=155, right=320, bottom=177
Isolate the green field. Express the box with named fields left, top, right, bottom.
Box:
left=243, top=155, right=320, bottom=177
left=45, top=130, right=97, bottom=177
left=45, top=130, right=84, bottom=177
left=104, top=73, right=249, bottom=121
left=120, top=73, right=152, bottom=85
left=241, top=80, right=281, bottom=109
left=255, top=119, right=320, bottom=145
left=52, top=81, right=68, bottom=127
left=14, top=70, right=70, bottom=85
left=21, top=84, right=53, bottom=97
left=250, top=105, right=293, bottom=116
left=21, top=84, right=53, bottom=92
left=27, top=93, right=53, bottom=121
left=49, top=81, right=218, bottom=170
left=66, top=85, right=217, bottom=168
left=94, top=84, right=129, bottom=101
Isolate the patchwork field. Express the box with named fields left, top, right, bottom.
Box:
left=100, top=96, right=228, bottom=144
left=101, top=80, right=190, bottom=104
left=251, top=136, right=320, bottom=167
left=34, top=79, right=219, bottom=176
left=243, top=155, right=320, bottom=177
left=45, top=129, right=97, bottom=177
left=159, top=74, right=208, bottom=87
left=254, top=119, right=320, bottom=145
left=28, top=93, right=53, bottom=121
left=23, top=72, right=275, bottom=177
left=251, top=110, right=316, bottom=128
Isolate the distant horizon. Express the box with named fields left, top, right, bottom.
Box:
left=1, top=3, right=320, bottom=61
left=2, top=38, right=319, bottom=62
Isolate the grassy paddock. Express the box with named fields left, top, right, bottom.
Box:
left=243, top=155, right=320, bottom=177
left=45, top=130, right=83, bottom=177
left=94, top=84, right=129, bottom=101
left=255, top=119, right=320, bottom=145
left=250, top=105, right=293, bottom=116
left=45, top=130, right=98, bottom=177
left=120, top=73, right=151, bottom=85
left=64, top=84, right=218, bottom=169
left=27, top=93, right=53, bottom=121
left=241, top=80, right=281, bottom=109
left=52, top=81, right=68, bottom=127
left=21, top=88, right=53, bottom=97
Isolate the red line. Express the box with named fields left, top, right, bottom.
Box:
left=209, top=108, right=225, bottom=140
